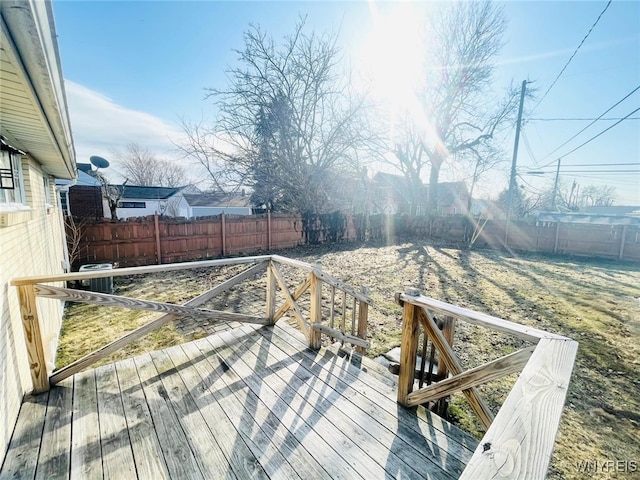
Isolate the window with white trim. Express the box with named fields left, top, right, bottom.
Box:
left=0, top=148, right=26, bottom=206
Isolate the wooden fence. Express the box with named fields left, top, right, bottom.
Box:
left=71, top=213, right=640, bottom=268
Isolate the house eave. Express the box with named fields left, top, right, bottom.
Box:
left=0, top=0, right=75, bottom=179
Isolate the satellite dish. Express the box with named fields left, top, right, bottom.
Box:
left=90, top=155, right=110, bottom=169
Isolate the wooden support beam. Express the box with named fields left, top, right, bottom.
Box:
left=17, top=285, right=49, bottom=393
left=310, top=324, right=370, bottom=349
left=273, top=275, right=311, bottom=322
left=406, top=345, right=536, bottom=407
left=33, top=284, right=267, bottom=324
left=460, top=338, right=578, bottom=480
left=398, top=293, right=565, bottom=343
left=436, top=315, right=456, bottom=379
left=266, top=260, right=277, bottom=324
left=12, top=255, right=272, bottom=286
left=418, top=308, right=495, bottom=429
left=619, top=225, right=628, bottom=260
left=397, top=299, right=420, bottom=405
left=269, top=263, right=309, bottom=338
left=49, top=263, right=267, bottom=385
left=309, top=273, right=323, bottom=349
left=356, top=300, right=368, bottom=354
left=221, top=213, right=226, bottom=256
left=270, top=255, right=372, bottom=303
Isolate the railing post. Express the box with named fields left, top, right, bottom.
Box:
left=17, top=285, right=49, bottom=393
left=435, top=315, right=456, bottom=415
left=309, top=261, right=323, bottom=349
left=397, top=288, right=421, bottom=405
left=266, top=260, right=276, bottom=324
left=356, top=286, right=369, bottom=354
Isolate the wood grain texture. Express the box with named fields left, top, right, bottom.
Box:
left=459, top=338, right=578, bottom=480
left=50, top=263, right=268, bottom=384
left=36, top=380, right=73, bottom=480
left=310, top=324, right=370, bottom=348
left=356, top=301, right=369, bottom=354
left=11, top=255, right=272, bottom=285
left=0, top=392, right=49, bottom=479
left=270, top=263, right=309, bottom=337
left=406, top=346, right=535, bottom=407
left=115, top=358, right=170, bottom=479
left=419, top=308, right=495, bottom=429
left=34, top=284, right=268, bottom=324
left=308, top=273, right=323, bottom=349
left=273, top=275, right=310, bottom=322
left=266, top=260, right=277, bottom=323
left=70, top=370, right=102, bottom=480
left=399, top=293, right=566, bottom=343
left=270, top=255, right=372, bottom=303
left=17, top=284, right=49, bottom=392
left=94, top=363, right=136, bottom=479
left=397, top=301, right=420, bottom=405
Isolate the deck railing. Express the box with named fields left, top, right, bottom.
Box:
left=11, top=255, right=371, bottom=393
left=395, top=288, right=578, bottom=479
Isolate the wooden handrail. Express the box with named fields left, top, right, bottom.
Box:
left=396, top=290, right=578, bottom=480
left=13, top=254, right=372, bottom=393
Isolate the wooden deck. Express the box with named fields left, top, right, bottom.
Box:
left=1, top=322, right=477, bottom=480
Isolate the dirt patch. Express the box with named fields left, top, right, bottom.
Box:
left=58, top=239, right=640, bottom=479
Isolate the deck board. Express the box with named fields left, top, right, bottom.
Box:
left=1, top=323, right=477, bottom=479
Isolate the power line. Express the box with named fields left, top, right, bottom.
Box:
left=529, top=117, right=640, bottom=121
left=523, top=162, right=640, bottom=171
left=531, top=0, right=613, bottom=113
left=555, top=106, right=640, bottom=159
left=540, top=84, right=640, bottom=161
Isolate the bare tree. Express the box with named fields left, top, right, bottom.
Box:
left=182, top=18, right=366, bottom=213
left=64, top=215, right=87, bottom=270
left=112, top=142, right=187, bottom=187
left=580, top=185, right=616, bottom=207
left=94, top=171, right=126, bottom=220
left=381, top=1, right=519, bottom=213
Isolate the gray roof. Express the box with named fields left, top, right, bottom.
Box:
left=117, top=185, right=180, bottom=200
left=537, top=212, right=640, bottom=225
left=184, top=193, right=252, bottom=208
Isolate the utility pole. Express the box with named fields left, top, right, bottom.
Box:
left=551, top=158, right=561, bottom=210
left=504, top=80, right=527, bottom=245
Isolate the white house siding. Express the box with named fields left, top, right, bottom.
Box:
left=0, top=157, right=67, bottom=459
left=116, top=198, right=165, bottom=219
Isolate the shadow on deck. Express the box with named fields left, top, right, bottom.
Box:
left=1, top=322, right=477, bottom=480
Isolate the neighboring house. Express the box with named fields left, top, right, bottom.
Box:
left=110, top=185, right=181, bottom=219
left=582, top=205, right=640, bottom=216
left=57, top=166, right=106, bottom=219
left=0, top=1, right=76, bottom=461
left=371, top=172, right=470, bottom=215
left=180, top=192, right=253, bottom=217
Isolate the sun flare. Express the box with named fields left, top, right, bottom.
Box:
left=357, top=2, right=427, bottom=111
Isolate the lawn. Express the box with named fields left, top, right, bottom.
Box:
left=58, top=240, right=640, bottom=479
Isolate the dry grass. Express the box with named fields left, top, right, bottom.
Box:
left=57, top=240, right=640, bottom=479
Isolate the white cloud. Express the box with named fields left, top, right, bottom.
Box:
left=64, top=80, right=187, bottom=179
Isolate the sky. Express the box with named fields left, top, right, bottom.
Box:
left=52, top=0, right=640, bottom=205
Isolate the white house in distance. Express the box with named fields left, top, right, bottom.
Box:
left=109, top=186, right=254, bottom=219
left=110, top=185, right=182, bottom=219
left=179, top=192, right=253, bottom=217
left=0, top=0, right=76, bottom=460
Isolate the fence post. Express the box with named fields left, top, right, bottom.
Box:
left=221, top=213, right=226, bottom=256
left=309, top=262, right=323, bottom=349
left=154, top=213, right=162, bottom=264
left=266, top=260, right=276, bottom=324
left=619, top=225, right=628, bottom=260
left=17, top=285, right=49, bottom=393
left=397, top=288, right=421, bottom=405
left=267, top=210, right=272, bottom=250
left=554, top=222, right=560, bottom=254
left=356, top=285, right=369, bottom=354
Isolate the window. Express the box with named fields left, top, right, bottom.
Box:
left=0, top=148, right=25, bottom=206
left=118, top=201, right=146, bottom=208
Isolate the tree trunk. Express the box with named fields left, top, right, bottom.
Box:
left=428, top=162, right=441, bottom=214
